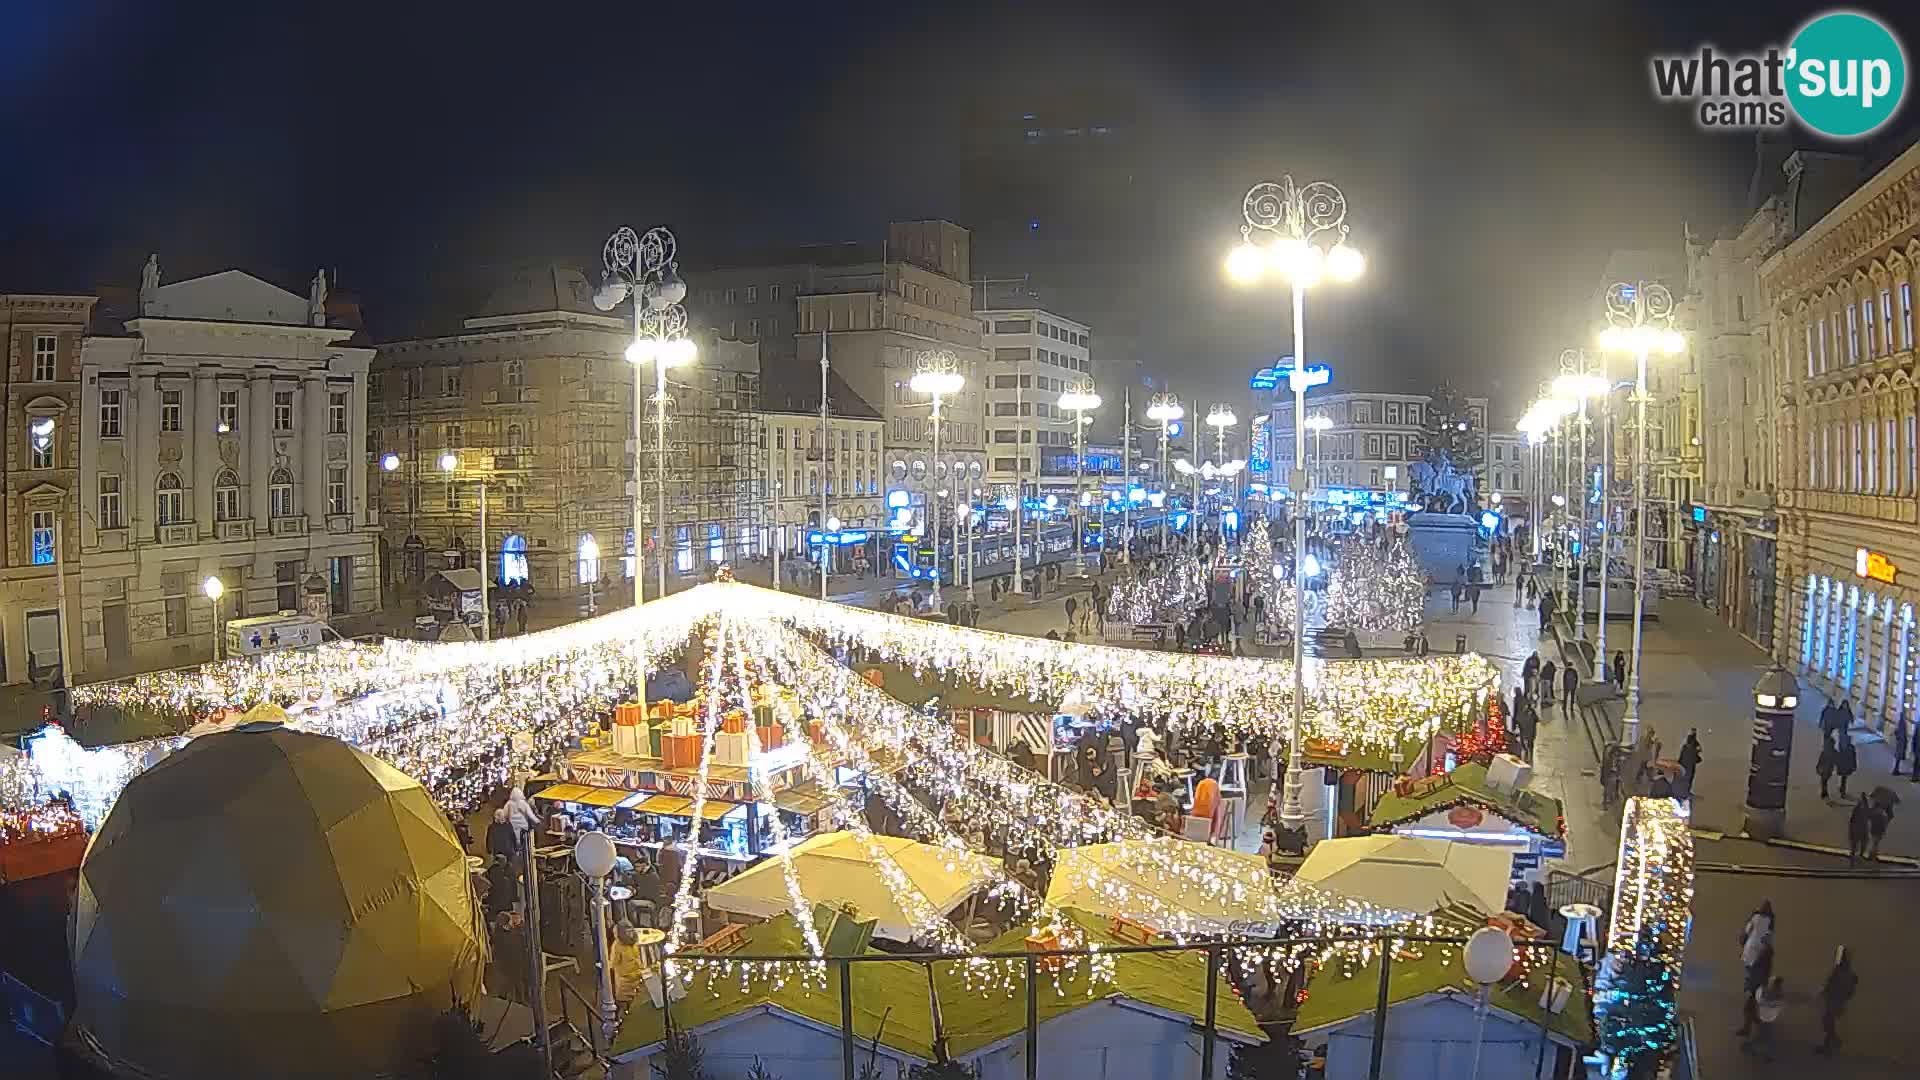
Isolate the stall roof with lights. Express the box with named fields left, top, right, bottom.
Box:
left=1366, top=762, right=1566, bottom=840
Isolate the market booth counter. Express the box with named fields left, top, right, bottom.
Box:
left=1364, top=758, right=1566, bottom=885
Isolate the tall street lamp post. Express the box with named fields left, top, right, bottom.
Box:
left=1598, top=281, right=1686, bottom=745
left=1146, top=395, right=1183, bottom=547
left=572, top=830, right=619, bottom=1045
left=439, top=452, right=490, bottom=641
left=1206, top=404, right=1238, bottom=541
left=1554, top=362, right=1606, bottom=648
left=1304, top=414, right=1333, bottom=494
left=596, top=225, right=694, bottom=703
left=1227, top=176, right=1364, bottom=835
left=911, top=351, right=965, bottom=610
left=1059, top=386, right=1101, bottom=576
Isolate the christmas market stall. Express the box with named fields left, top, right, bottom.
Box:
left=1291, top=913, right=1592, bottom=1080
left=703, top=830, right=1002, bottom=943
left=1365, top=758, right=1567, bottom=884
left=608, top=907, right=1265, bottom=1080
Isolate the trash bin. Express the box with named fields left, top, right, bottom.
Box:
left=1454, top=634, right=1468, bottom=654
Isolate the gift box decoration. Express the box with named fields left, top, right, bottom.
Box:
left=760, top=723, right=785, bottom=750
left=753, top=704, right=774, bottom=730
left=647, top=722, right=667, bottom=757
left=670, top=715, right=698, bottom=738
left=722, top=710, right=748, bottom=735
left=715, top=730, right=751, bottom=767
left=808, top=719, right=828, bottom=748
left=648, top=701, right=672, bottom=722
left=616, top=702, right=645, bottom=727
left=662, top=733, right=701, bottom=770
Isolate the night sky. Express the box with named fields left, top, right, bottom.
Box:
left=5, top=0, right=1917, bottom=421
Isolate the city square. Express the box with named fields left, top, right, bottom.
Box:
left=4, top=4, right=1920, bottom=1080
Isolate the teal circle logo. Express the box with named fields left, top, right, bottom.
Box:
left=1786, top=11, right=1907, bottom=138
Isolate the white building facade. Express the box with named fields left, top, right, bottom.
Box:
left=74, top=267, right=379, bottom=677
left=978, top=306, right=1093, bottom=500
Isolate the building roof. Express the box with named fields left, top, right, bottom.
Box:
left=1293, top=932, right=1591, bottom=1046
left=1366, top=762, right=1565, bottom=839
left=610, top=907, right=1262, bottom=1061
left=760, top=364, right=881, bottom=421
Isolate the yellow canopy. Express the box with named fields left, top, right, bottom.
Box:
left=1293, top=835, right=1513, bottom=916
left=533, top=783, right=596, bottom=803
left=703, top=830, right=1000, bottom=942
left=1045, top=838, right=1289, bottom=935
left=573, top=787, right=631, bottom=808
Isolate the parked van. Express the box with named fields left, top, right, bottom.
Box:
left=224, top=612, right=341, bottom=657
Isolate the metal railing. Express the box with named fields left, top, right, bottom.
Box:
left=1546, top=867, right=1614, bottom=939
left=661, top=932, right=1578, bottom=1080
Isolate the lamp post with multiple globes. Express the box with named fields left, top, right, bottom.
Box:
left=1225, top=176, right=1364, bottom=836
left=1597, top=281, right=1687, bottom=744
left=1145, top=395, right=1183, bottom=547
left=910, top=351, right=965, bottom=610
left=439, top=451, right=490, bottom=642
left=1058, top=385, right=1102, bottom=576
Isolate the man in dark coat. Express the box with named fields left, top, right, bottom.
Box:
left=1540, top=660, right=1558, bottom=706
left=1847, top=795, right=1871, bottom=864
left=1835, top=731, right=1858, bottom=798
left=1561, top=663, right=1579, bottom=716
left=1516, top=700, right=1539, bottom=762
left=1678, top=730, right=1702, bottom=790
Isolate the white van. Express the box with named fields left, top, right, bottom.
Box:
left=224, top=612, right=342, bottom=657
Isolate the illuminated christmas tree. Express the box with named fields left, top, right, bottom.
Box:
left=1324, top=538, right=1427, bottom=634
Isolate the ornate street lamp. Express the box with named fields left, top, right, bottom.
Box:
left=1146, top=395, right=1184, bottom=545
left=1058, top=385, right=1102, bottom=576
left=1226, top=176, right=1364, bottom=837
left=1598, top=281, right=1686, bottom=744
left=910, top=351, right=965, bottom=609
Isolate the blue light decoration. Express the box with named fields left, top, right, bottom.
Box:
left=1274, top=358, right=1334, bottom=392
left=1479, top=510, right=1502, bottom=532
left=1249, top=365, right=1281, bottom=391
left=1172, top=511, right=1190, bottom=531
left=886, top=489, right=911, bottom=509
left=31, top=529, right=54, bottom=566
left=1222, top=508, right=1239, bottom=532
left=1249, top=414, right=1271, bottom=478
left=808, top=530, right=870, bottom=546
left=1127, top=486, right=1146, bottom=504
left=1690, top=505, right=1707, bottom=524
left=1167, top=420, right=1183, bottom=439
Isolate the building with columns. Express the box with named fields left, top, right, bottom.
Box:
left=68, top=265, right=379, bottom=678
left=2, top=292, right=98, bottom=685
left=1764, top=140, right=1920, bottom=738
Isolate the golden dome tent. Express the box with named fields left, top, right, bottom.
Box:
left=68, top=722, right=487, bottom=1079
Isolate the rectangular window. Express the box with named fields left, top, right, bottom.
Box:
left=1867, top=421, right=1878, bottom=491
left=1848, top=306, right=1859, bottom=363
left=724, top=288, right=736, bottom=304
left=215, top=482, right=240, bottom=522
left=219, top=389, right=239, bottom=432
left=160, top=388, right=183, bottom=432
left=1903, top=284, right=1915, bottom=352
left=328, top=466, right=348, bottom=515
left=1854, top=421, right=1864, bottom=489
left=770, top=284, right=782, bottom=302
left=775, top=428, right=785, bottom=449
left=30, top=510, right=55, bottom=565
left=1864, top=299, right=1877, bottom=357
left=992, top=319, right=1031, bottom=334
left=1806, top=322, right=1817, bottom=377
left=164, top=597, right=187, bottom=638
left=1882, top=289, right=1896, bottom=353
left=746, top=285, right=758, bottom=303
left=329, top=391, right=348, bottom=434
left=99, top=388, right=122, bottom=437
left=1909, top=414, right=1917, bottom=493
left=1818, top=315, right=1829, bottom=370
left=157, top=484, right=184, bottom=525
left=98, top=476, right=123, bottom=529
left=274, top=390, right=294, bottom=430
left=1887, top=417, right=1898, bottom=495
left=444, top=368, right=462, bottom=397
left=748, top=318, right=759, bottom=336
left=31, top=334, right=56, bottom=381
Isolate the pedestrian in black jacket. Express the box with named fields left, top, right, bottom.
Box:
left=1561, top=663, right=1579, bottom=715
left=1611, top=650, right=1627, bottom=692
left=1816, top=947, right=1858, bottom=1056
left=1848, top=795, right=1871, bottom=864
left=1816, top=739, right=1838, bottom=800
left=1540, top=660, right=1558, bottom=706
left=1834, top=731, right=1858, bottom=798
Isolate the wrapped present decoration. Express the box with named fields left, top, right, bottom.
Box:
left=1024, top=928, right=1065, bottom=973
left=670, top=715, right=698, bottom=738
left=715, top=731, right=751, bottom=767
left=722, top=710, right=748, bottom=735
left=808, top=719, right=828, bottom=748
left=761, top=723, right=785, bottom=750
left=753, top=704, right=774, bottom=729
left=647, top=722, right=667, bottom=758
left=662, top=733, right=701, bottom=770
left=861, top=668, right=886, bottom=689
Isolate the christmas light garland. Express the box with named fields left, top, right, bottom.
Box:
left=1323, top=537, right=1428, bottom=635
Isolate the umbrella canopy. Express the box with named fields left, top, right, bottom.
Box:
left=1294, top=835, right=1513, bottom=915
left=703, top=831, right=1000, bottom=942
left=1045, top=838, right=1289, bottom=935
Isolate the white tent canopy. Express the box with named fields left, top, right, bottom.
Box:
left=1293, top=835, right=1513, bottom=916
left=703, top=831, right=1000, bottom=942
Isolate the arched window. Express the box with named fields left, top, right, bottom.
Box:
left=156, top=472, right=184, bottom=525
left=214, top=469, right=241, bottom=521
left=500, top=533, right=529, bottom=585
left=504, top=359, right=524, bottom=387
left=269, top=467, right=295, bottom=519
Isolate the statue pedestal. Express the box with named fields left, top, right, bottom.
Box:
left=1405, top=513, right=1480, bottom=583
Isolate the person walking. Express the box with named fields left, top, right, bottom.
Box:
left=1817, top=737, right=1839, bottom=800
left=1560, top=662, right=1579, bottom=717
left=1740, top=900, right=1775, bottom=983
left=1516, top=698, right=1539, bottom=762
left=1611, top=650, right=1627, bottom=692
left=1820, top=697, right=1843, bottom=750
left=1449, top=579, right=1461, bottom=614
left=1678, top=729, right=1702, bottom=792
left=1816, top=947, right=1858, bottom=1056
left=1468, top=581, right=1481, bottom=614
left=1742, top=976, right=1786, bottom=1061
left=1540, top=659, right=1558, bottom=707
left=1064, top=596, right=1077, bottom=634
left=1835, top=730, right=1858, bottom=798
left=1894, top=712, right=1911, bottom=777
left=1848, top=795, right=1872, bottom=864
left=1868, top=799, right=1892, bottom=860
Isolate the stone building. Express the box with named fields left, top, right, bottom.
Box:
left=72, top=264, right=380, bottom=678
left=758, top=368, right=884, bottom=573
left=1268, top=391, right=1491, bottom=496
left=1763, top=139, right=1920, bottom=736
left=369, top=265, right=764, bottom=602
left=2, top=292, right=97, bottom=684
left=977, top=302, right=1093, bottom=502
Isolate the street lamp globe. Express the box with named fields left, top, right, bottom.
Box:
left=202, top=576, right=224, bottom=601
left=438, top=452, right=458, bottom=473
left=1326, top=243, right=1365, bottom=282
left=572, top=830, right=617, bottom=879
left=663, top=337, right=698, bottom=368
left=1304, top=415, right=1333, bottom=433
left=1225, top=242, right=1267, bottom=284
left=624, top=339, right=654, bottom=365
left=1145, top=398, right=1184, bottom=424
left=1206, top=405, right=1237, bottom=429
left=826, top=516, right=841, bottom=533
left=380, top=453, right=401, bottom=472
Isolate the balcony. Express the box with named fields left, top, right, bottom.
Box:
left=493, top=454, right=528, bottom=471
left=326, top=514, right=354, bottom=534
left=215, top=519, right=255, bottom=542
left=157, top=523, right=196, bottom=547
left=270, top=515, right=308, bottom=537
